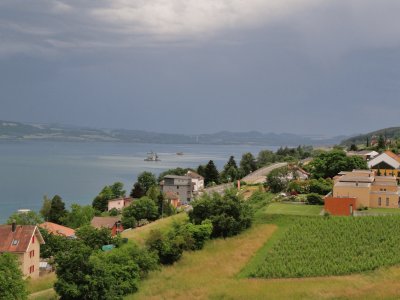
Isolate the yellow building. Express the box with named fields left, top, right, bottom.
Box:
left=332, top=170, right=400, bottom=209
left=368, top=150, right=400, bottom=182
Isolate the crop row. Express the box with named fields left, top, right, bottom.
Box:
left=249, top=216, right=400, bottom=278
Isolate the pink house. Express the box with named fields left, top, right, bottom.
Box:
left=107, top=197, right=134, bottom=211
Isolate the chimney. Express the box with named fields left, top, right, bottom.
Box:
left=12, top=220, right=16, bottom=232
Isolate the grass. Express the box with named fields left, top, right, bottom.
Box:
left=262, top=202, right=322, bottom=216
left=364, top=207, right=400, bottom=215
left=26, top=273, right=56, bottom=294
left=28, top=288, right=57, bottom=300
left=121, top=213, right=187, bottom=245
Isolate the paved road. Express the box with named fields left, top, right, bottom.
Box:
left=241, top=162, right=288, bottom=184
left=202, top=162, right=288, bottom=195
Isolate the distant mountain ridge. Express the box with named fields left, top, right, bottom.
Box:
left=341, top=127, right=400, bottom=146
left=0, top=120, right=345, bottom=146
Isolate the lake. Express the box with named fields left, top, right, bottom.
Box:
left=0, top=141, right=276, bottom=223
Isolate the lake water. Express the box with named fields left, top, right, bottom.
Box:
left=0, top=141, right=276, bottom=223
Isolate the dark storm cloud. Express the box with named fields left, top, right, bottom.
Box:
left=0, top=0, right=399, bottom=136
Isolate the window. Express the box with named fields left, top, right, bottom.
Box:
left=32, top=236, right=35, bottom=244
left=378, top=197, right=382, bottom=206
left=386, top=198, right=389, bottom=206
left=176, top=186, right=179, bottom=189
left=11, top=239, right=19, bottom=246
left=29, top=265, right=34, bottom=273
left=29, top=250, right=35, bottom=258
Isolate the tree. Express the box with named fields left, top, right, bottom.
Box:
left=349, top=144, right=358, bottom=151
left=306, top=150, right=368, bottom=179
left=61, top=204, right=95, bottom=229
left=48, top=195, right=67, bottom=224
left=0, top=253, right=27, bottom=300
left=257, top=150, right=276, bottom=168
left=377, top=135, right=386, bottom=150
left=93, top=182, right=126, bottom=212
left=204, top=160, right=219, bottom=186
left=75, top=225, right=115, bottom=250
left=39, top=228, right=74, bottom=259
left=189, top=189, right=253, bottom=238
left=40, top=195, right=52, bottom=221
left=240, top=152, right=257, bottom=176
left=265, top=167, right=290, bottom=193
left=220, top=156, right=239, bottom=183
left=122, top=197, right=159, bottom=229
left=7, top=211, right=43, bottom=225
left=130, top=172, right=157, bottom=198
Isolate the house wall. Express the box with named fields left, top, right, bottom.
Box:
left=191, top=178, right=204, bottom=193
left=324, top=197, right=357, bottom=216
left=162, top=178, right=193, bottom=203
left=111, top=223, right=124, bottom=236
left=108, top=200, right=124, bottom=211
left=333, top=185, right=370, bottom=208
left=20, top=235, right=40, bottom=278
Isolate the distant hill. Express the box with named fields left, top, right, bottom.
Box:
left=0, top=120, right=345, bottom=146
left=341, top=127, right=400, bottom=146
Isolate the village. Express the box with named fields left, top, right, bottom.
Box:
left=2, top=137, right=400, bottom=299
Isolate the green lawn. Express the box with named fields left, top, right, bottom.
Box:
left=364, top=207, right=400, bottom=215
left=263, top=202, right=322, bottom=216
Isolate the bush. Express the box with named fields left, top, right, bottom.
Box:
left=189, top=189, right=253, bottom=238
left=146, top=229, right=184, bottom=265
left=109, top=208, right=119, bottom=216
left=306, top=193, right=324, bottom=205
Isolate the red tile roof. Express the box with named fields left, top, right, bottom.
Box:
left=39, top=222, right=76, bottom=237
left=91, top=216, right=121, bottom=229
left=384, top=150, right=400, bottom=163
left=0, top=225, right=44, bottom=253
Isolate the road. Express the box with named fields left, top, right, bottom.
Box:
left=202, top=162, right=288, bottom=195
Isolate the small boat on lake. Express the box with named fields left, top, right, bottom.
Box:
left=144, top=152, right=161, bottom=161
left=176, top=152, right=184, bottom=156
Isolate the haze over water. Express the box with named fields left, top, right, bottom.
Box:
left=0, top=141, right=275, bottom=223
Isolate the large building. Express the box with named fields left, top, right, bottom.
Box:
left=186, top=170, right=204, bottom=195
left=325, top=170, right=400, bottom=215
left=367, top=150, right=400, bottom=182
left=161, top=175, right=193, bottom=204
left=0, top=223, right=45, bottom=278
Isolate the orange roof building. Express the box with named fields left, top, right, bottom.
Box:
left=39, top=222, right=76, bottom=238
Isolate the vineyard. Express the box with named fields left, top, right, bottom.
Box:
left=247, top=215, right=400, bottom=278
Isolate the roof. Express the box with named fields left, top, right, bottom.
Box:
left=0, top=225, right=45, bottom=253
left=165, top=191, right=179, bottom=200
left=164, top=175, right=191, bottom=180
left=39, top=222, right=75, bottom=237
left=384, top=150, right=400, bottom=163
left=186, top=171, right=204, bottom=180
left=368, top=151, right=400, bottom=169
left=91, top=216, right=121, bottom=229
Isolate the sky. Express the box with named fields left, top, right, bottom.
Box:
left=1, top=0, right=400, bottom=136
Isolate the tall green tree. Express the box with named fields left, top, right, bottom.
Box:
left=204, top=160, right=220, bottom=186
left=122, top=196, right=159, bottom=229
left=48, top=195, right=67, bottom=224
left=240, top=152, right=257, bottom=176
left=377, top=135, right=386, bottom=150
left=130, top=172, right=157, bottom=198
left=0, top=253, right=27, bottom=300
left=220, top=156, right=239, bottom=183
left=257, top=150, right=276, bottom=167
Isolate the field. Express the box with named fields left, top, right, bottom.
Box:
left=263, top=203, right=322, bottom=216
left=121, top=201, right=400, bottom=299
left=244, top=215, right=400, bottom=278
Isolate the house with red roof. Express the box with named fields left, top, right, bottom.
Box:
left=39, top=222, right=76, bottom=238
left=90, top=216, right=123, bottom=236
left=0, top=223, right=45, bottom=278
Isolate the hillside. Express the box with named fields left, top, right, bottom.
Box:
left=0, top=120, right=345, bottom=146
left=341, top=127, right=400, bottom=146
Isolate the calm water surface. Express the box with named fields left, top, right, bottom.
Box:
left=0, top=141, right=275, bottom=223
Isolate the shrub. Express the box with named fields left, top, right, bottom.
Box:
left=146, top=229, right=184, bottom=265
left=109, top=208, right=119, bottom=216
left=306, top=193, right=324, bottom=205
left=189, top=189, right=253, bottom=238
